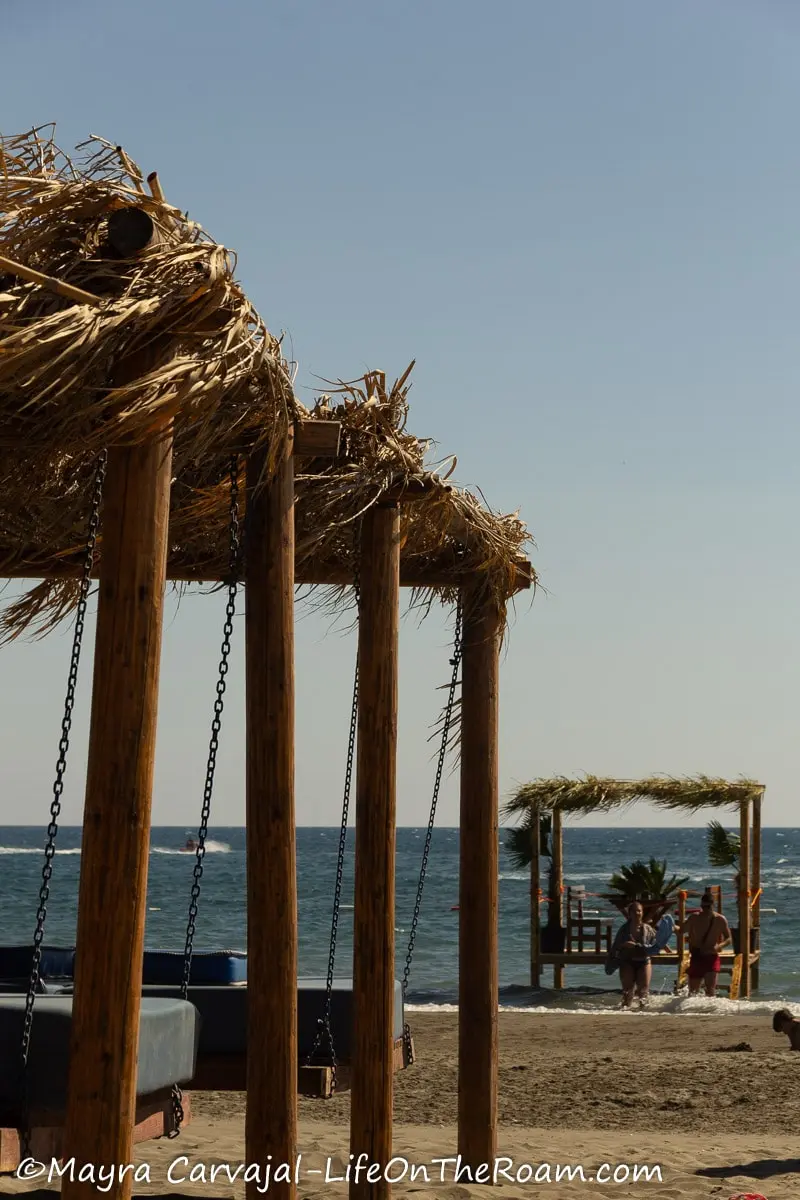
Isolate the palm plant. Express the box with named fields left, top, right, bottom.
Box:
left=706, top=819, right=745, bottom=947
left=605, top=857, right=689, bottom=919
left=504, top=811, right=560, bottom=928
left=706, top=820, right=740, bottom=873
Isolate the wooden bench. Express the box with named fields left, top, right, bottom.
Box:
left=566, top=886, right=613, bottom=953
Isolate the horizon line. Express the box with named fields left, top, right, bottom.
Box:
left=0, top=823, right=794, bottom=831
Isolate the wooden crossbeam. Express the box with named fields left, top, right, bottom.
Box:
left=0, top=1089, right=189, bottom=1172
left=0, top=253, right=103, bottom=308
left=183, top=1037, right=414, bottom=1098
left=0, top=550, right=533, bottom=593
left=293, top=420, right=341, bottom=458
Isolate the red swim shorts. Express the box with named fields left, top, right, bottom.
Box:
left=688, top=953, right=721, bottom=979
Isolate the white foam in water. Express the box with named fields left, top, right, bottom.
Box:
left=152, top=840, right=232, bottom=855
left=407, top=994, right=800, bottom=1018
left=0, top=846, right=81, bottom=855
left=0, top=841, right=234, bottom=856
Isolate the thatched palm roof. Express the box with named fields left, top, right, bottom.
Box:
left=0, top=126, right=534, bottom=639
left=503, top=774, right=765, bottom=821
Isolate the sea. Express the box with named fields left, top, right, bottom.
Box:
left=2, top=825, right=798, bottom=1017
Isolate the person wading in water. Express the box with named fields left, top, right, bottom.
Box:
left=681, top=891, right=731, bottom=997
left=608, top=901, right=657, bottom=1009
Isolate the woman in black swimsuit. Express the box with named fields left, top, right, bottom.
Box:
left=609, top=901, right=657, bottom=1008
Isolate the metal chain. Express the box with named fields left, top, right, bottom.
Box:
left=305, top=524, right=361, bottom=1092
left=400, top=596, right=463, bottom=1063
left=19, top=451, right=107, bottom=1156
left=171, top=456, right=240, bottom=1135
left=168, top=1086, right=185, bottom=1138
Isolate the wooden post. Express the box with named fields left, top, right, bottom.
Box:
left=529, top=803, right=541, bottom=988
left=677, top=891, right=687, bottom=963
left=751, top=790, right=763, bottom=991
left=552, top=807, right=564, bottom=989
left=61, top=433, right=173, bottom=1200
left=739, top=798, right=752, bottom=999
left=350, top=504, right=400, bottom=1200
left=458, top=587, right=501, bottom=1175
left=245, top=435, right=297, bottom=1200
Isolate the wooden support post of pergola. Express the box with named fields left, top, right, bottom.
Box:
left=61, top=432, right=173, bottom=1200
left=552, top=807, right=565, bottom=989
left=350, top=503, right=400, bottom=1200
left=245, top=432, right=297, bottom=1200
left=458, top=587, right=501, bottom=1174
left=751, top=789, right=763, bottom=991
left=739, top=797, right=752, bottom=999
left=529, top=802, right=541, bottom=988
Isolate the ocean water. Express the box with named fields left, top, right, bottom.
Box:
left=1, top=825, right=797, bottom=1016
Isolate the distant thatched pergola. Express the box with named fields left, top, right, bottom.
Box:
left=504, top=773, right=765, bottom=818
left=502, top=775, right=766, bottom=996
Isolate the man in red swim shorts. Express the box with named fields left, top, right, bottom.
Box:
left=682, top=891, right=732, bottom=997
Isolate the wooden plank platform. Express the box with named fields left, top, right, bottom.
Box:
left=0, top=1089, right=190, bottom=1173
left=187, top=1036, right=414, bottom=1100
left=537, top=951, right=758, bottom=968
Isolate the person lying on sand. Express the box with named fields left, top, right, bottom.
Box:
left=680, top=891, right=731, bottom=997
left=607, top=901, right=656, bottom=1009
left=772, top=1008, right=800, bottom=1049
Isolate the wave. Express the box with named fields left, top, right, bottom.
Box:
left=0, top=840, right=235, bottom=857
left=0, top=846, right=81, bottom=855
left=152, top=840, right=232, bottom=855
left=407, top=991, right=800, bottom=1018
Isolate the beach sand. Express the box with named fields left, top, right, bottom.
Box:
left=8, top=1011, right=799, bottom=1197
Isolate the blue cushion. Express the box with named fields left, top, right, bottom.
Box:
left=142, top=978, right=404, bottom=1060
left=142, top=950, right=247, bottom=985
left=0, top=996, right=200, bottom=1113
left=0, top=946, right=75, bottom=984
left=0, top=946, right=248, bottom=987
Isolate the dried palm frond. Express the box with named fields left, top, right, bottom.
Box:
left=0, top=127, right=535, bottom=644
left=502, top=774, right=765, bottom=820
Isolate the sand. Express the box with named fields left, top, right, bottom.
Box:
left=7, top=1011, right=798, bottom=1197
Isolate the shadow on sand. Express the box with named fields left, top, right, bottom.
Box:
left=696, top=1156, right=800, bottom=1181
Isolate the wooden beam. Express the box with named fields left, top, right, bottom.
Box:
left=172, top=1035, right=414, bottom=1096
left=0, top=1090, right=191, bottom=1173
left=537, top=950, right=746, bottom=967
left=458, top=585, right=500, bottom=1174
left=293, top=419, right=341, bottom=458
left=0, top=549, right=533, bottom=595
left=106, top=207, right=158, bottom=257
left=529, top=803, right=541, bottom=989
left=676, top=890, right=687, bottom=964
left=298, top=556, right=533, bottom=592
left=60, top=433, right=173, bottom=1200
left=350, top=504, right=400, bottom=1200
left=552, top=807, right=564, bottom=989
left=245, top=434, right=298, bottom=1200
left=0, top=253, right=103, bottom=307
left=751, top=791, right=762, bottom=991
left=739, top=797, right=752, bottom=999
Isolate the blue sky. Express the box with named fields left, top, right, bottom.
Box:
left=2, top=0, right=799, bottom=827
